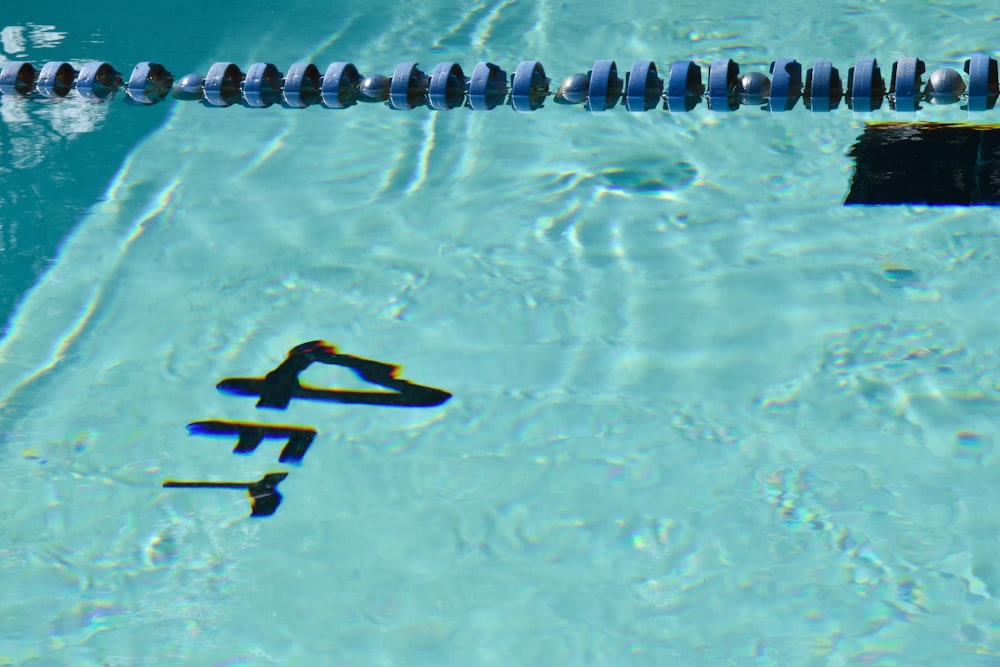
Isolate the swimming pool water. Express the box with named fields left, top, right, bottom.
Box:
left=2, top=1, right=1000, bottom=665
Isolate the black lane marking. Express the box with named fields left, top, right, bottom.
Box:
left=162, top=341, right=451, bottom=518
left=163, top=473, right=288, bottom=517
left=217, top=340, right=452, bottom=409
left=845, top=123, right=1000, bottom=206
left=187, top=421, right=317, bottom=464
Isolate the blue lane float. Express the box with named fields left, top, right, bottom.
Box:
left=966, top=54, right=999, bottom=111
left=127, top=62, right=173, bottom=104
left=388, top=62, right=428, bottom=110
left=890, top=57, right=925, bottom=111
left=586, top=60, right=622, bottom=112
left=75, top=62, right=121, bottom=100
left=511, top=61, right=548, bottom=112
left=428, top=62, right=466, bottom=111
left=847, top=58, right=886, bottom=112
left=768, top=59, right=801, bottom=112
left=805, top=58, right=842, bottom=112
left=0, top=61, right=35, bottom=95
left=625, top=60, right=662, bottom=112
left=707, top=58, right=739, bottom=111
left=1, top=55, right=997, bottom=115
left=243, top=62, right=283, bottom=108
left=666, top=60, right=704, bottom=112
left=320, top=62, right=361, bottom=108
left=36, top=61, right=76, bottom=98
left=467, top=62, right=506, bottom=111
left=282, top=62, right=321, bottom=108
left=203, top=62, right=244, bottom=107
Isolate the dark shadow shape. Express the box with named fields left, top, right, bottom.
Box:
left=187, top=421, right=317, bottom=464
left=162, top=472, right=289, bottom=517
left=217, top=340, right=452, bottom=410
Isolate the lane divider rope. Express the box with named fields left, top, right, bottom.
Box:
left=0, top=56, right=997, bottom=113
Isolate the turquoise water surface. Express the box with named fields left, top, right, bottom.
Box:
left=2, top=1, right=1000, bottom=665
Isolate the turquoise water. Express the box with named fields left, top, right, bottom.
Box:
left=2, top=1, right=1000, bottom=665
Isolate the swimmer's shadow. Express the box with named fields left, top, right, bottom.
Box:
left=216, top=340, right=451, bottom=410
